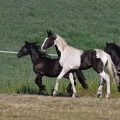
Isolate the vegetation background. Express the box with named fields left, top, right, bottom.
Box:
left=0, top=0, right=120, bottom=98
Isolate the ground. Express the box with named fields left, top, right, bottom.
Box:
left=0, top=94, right=120, bottom=120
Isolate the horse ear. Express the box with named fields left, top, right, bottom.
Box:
left=106, top=42, right=108, bottom=46
left=47, top=30, right=52, bottom=35
left=47, top=30, right=49, bottom=35
left=25, top=41, right=29, bottom=45
left=25, top=41, right=30, bottom=48
left=49, top=30, right=51, bottom=34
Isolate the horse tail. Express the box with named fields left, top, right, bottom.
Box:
left=107, top=54, right=119, bottom=86
left=75, top=70, right=88, bottom=89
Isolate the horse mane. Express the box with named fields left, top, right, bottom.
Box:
left=55, top=34, right=67, bottom=51
left=110, top=43, right=120, bottom=57
left=28, top=41, right=51, bottom=58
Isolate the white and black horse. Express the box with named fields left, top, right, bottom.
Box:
left=41, top=30, right=119, bottom=98
left=100, top=42, right=120, bottom=93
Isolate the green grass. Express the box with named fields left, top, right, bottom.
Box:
left=0, top=0, right=120, bottom=97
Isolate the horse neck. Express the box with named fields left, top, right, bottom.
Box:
left=55, top=35, right=67, bottom=54
left=29, top=48, right=40, bottom=63
left=55, top=45, right=61, bottom=58
left=110, top=50, right=120, bottom=66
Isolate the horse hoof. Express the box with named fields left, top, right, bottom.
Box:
left=106, top=93, right=111, bottom=99
left=67, top=90, right=72, bottom=94
left=72, top=95, right=76, bottom=98
left=106, top=96, right=110, bottom=99
left=97, top=94, right=101, bottom=97
left=53, top=94, right=56, bottom=97
left=72, top=92, right=76, bottom=98
left=43, top=87, right=47, bottom=91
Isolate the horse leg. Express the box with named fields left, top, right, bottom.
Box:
left=35, top=77, right=39, bottom=86
left=67, top=76, right=76, bottom=95
left=34, top=77, right=46, bottom=91
left=67, top=82, right=72, bottom=94
left=69, top=72, right=77, bottom=97
left=98, top=77, right=106, bottom=98
left=64, top=72, right=76, bottom=95
left=37, top=73, right=43, bottom=95
left=53, top=68, right=68, bottom=96
left=75, top=69, right=88, bottom=89
left=118, top=76, right=120, bottom=92
left=99, top=71, right=111, bottom=99
left=92, top=57, right=110, bottom=98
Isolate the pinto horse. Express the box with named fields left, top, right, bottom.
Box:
left=41, top=30, right=119, bottom=98
left=100, top=42, right=120, bottom=92
left=54, top=45, right=88, bottom=94
left=17, top=41, right=88, bottom=95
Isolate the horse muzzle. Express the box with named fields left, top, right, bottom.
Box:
left=17, top=53, right=21, bottom=58
left=41, top=46, right=46, bottom=52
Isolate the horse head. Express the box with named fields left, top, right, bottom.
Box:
left=41, top=30, right=57, bottom=51
left=104, top=42, right=112, bottom=55
left=104, top=42, right=120, bottom=56
left=17, top=41, right=30, bottom=58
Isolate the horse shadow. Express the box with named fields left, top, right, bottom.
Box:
left=16, top=83, right=73, bottom=97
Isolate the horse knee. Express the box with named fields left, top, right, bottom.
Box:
left=56, top=77, right=60, bottom=82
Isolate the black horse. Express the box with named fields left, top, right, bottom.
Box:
left=104, top=42, right=120, bottom=92
left=17, top=41, right=88, bottom=95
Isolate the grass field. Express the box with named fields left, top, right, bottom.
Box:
left=0, top=0, right=120, bottom=98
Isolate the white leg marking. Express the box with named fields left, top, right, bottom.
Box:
left=98, top=77, right=103, bottom=98
left=53, top=68, right=67, bottom=96
left=99, top=71, right=111, bottom=98
left=69, top=73, right=77, bottom=98
left=97, top=85, right=103, bottom=96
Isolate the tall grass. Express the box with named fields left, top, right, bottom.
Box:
left=0, top=0, right=120, bottom=97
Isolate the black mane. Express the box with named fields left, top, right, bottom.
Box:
left=26, top=41, right=51, bottom=58
left=109, top=43, right=120, bottom=57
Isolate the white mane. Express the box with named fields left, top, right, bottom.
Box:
left=55, top=34, right=67, bottom=51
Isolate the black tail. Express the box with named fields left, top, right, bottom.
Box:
left=75, top=70, right=88, bottom=89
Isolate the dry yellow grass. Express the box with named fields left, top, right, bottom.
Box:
left=0, top=94, right=120, bottom=120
